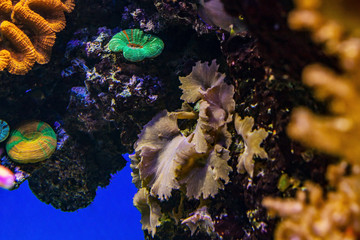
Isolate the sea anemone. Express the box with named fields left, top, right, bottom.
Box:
left=108, top=29, right=164, bottom=62
left=0, top=120, right=10, bottom=143
left=6, top=121, right=57, bottom=163
left=0, top=165, right=15, bottom=189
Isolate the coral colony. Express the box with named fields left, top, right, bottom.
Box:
left=1, top=0, right=360, bottom=239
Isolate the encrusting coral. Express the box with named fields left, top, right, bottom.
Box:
left=0, top=0, right=74, bottom=74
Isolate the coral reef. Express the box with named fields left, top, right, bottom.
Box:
left=0, top=0, right=75, bottom=74
left=6, top=121, right=57, bottom=163
left=2, top=0, right=360, bottom=239
left=27, top=119, right=127, bottom=211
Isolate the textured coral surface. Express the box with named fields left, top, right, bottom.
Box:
left=0, top=0, right=74, bottom=74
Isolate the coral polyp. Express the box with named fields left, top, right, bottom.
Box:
left=108, top=29, right=164, bottom=62
left=0, top=120, right=10, bottom=142
left=6, top=121, right=57, bottom=163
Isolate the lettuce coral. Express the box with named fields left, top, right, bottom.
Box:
left=131, top=60, right=235, bottom=201
left=133, top=110, right=191, bottom=200
left=234, top=115, right=269, bottom=177
left=179, top=60, right=225, bottom=103
left=181, top=206, right=215, bottom=236
left=131, top=59, right=272, bottom=236
left=133, top=188, right=162, bottom=237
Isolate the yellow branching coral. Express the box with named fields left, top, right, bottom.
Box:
left=264, top=3, right=360, bottom=240
left=288, top=64, right=360, bottom=163
left=288, top=0, right=360, bottom=71
left=234, top=115, right=268, bottom=177
left=287, top=0, right=360, bottom=165
left=263, top=163, right=360, bottom=240
left=0, top=0, right=74, bottom=74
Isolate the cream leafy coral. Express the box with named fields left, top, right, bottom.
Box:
left=133, top=188, right=162, bottom=237
left=235, top=115, right=269, bottom=177
left=131, top=60, right=270, bottom=236
left=131, top=60, right=235, bottom=202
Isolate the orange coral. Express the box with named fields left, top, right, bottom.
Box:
left=0, top=0, right=74, bottom=74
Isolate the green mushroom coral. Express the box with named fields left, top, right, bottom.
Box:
left=108, top=29, right=164, bottom=62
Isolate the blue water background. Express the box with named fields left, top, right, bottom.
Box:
left=0, top=154, right=143, bottom=240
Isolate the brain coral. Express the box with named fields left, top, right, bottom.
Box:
left=0, top=0, right=75, bottom=75
left=0, top=119, right=10, bottom=142
left=108, top=29, right=164, bottom=62
left=6, top=121, right=57, bottom=163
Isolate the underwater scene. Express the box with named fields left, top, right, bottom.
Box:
left=1, top=0, right=360, bottom=239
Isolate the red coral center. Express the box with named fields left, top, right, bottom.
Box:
left=127, top=43, right=143, bottom=48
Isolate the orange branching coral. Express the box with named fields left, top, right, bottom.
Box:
left=263, top=163, right=360, bottom=240
left=0, top=0, right=74, bottom=74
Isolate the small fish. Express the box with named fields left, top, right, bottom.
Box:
left=0, top=165, right=15, bottom=190
left=198, top=0, right=246, bottom=33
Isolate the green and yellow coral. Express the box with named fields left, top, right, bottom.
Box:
left=108, top=29, right=164, bottom=62
left=6, top=121, right=57, bottom=163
